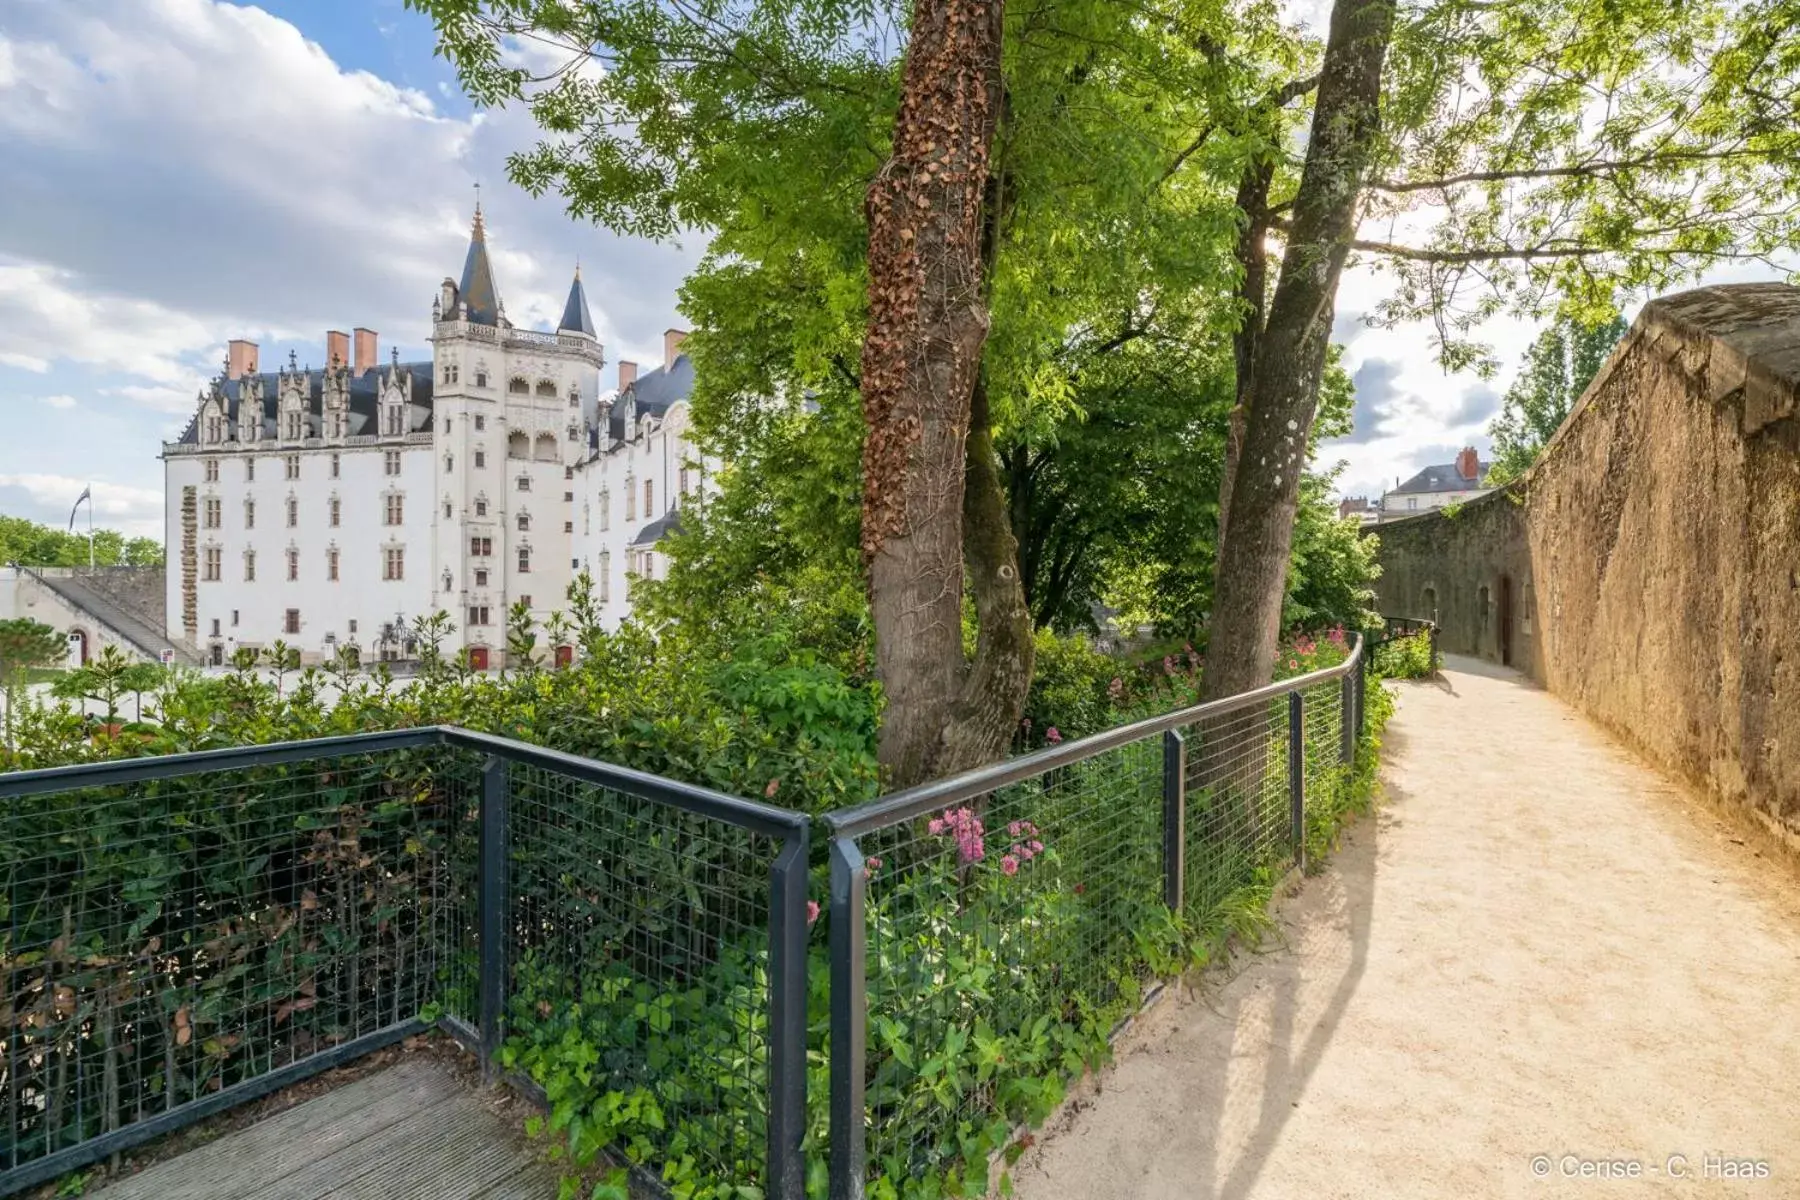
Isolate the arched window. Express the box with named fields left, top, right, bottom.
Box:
left=534, top=433, right=558, bottom=461
left=536, top=379, right=557, bottom=397
left=508, top=431, right=529, bottom=459
left=509, top=376, right=530, bottom=395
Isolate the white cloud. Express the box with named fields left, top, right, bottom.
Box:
left=0, top=473, right=164, bottom=537
left=104, top=381, right=210, bottom=415
left=0, top=261, right=220, bottom=384
left=0, top=0, right=694, bottom=410
left=40, top=394, right=76, bottom=409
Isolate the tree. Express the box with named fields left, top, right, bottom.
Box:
left=1485, top=315, right=1627, bottom=484
left=0, top=515, right=164, bottom=568
left=410, top=0, right=1276, bottom=782
left=0, top=618, right=68, bottom=678
left=1203, top=0, right=1800, bottom=699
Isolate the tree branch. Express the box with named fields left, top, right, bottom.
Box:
left=1369, top=146, right=1765, bottom=195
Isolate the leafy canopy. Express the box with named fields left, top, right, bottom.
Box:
left=1485, top=314, right=1627, bottom=485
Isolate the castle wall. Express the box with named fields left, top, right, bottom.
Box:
left=1372, top=283, right=1800, bottom=843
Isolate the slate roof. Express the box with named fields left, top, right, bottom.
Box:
left=630, top=507, right=683, bottom=548
left=173, top=363, right=434, bottom=445
left=559, top=271, right=596, bottom=337
left=1391, top=460, right=1490, bottom=494
left=606, top=354, right=694, bottom=442
left=459, top=207, right=502, bottom=326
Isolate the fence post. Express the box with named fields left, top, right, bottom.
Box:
left=766, top=824, right=810, bottom=1200
left=828, top=835, right=867, bottom=1200
left=1288, top=692, right=1305, bottom=872
left=478, top=755, right=510, bottom=1081
left=1339, top=667, right=1355, bottom=766
left=1429, top=623, right=1440, bottom=675
left=1162, top=730, right=1186, bottom=912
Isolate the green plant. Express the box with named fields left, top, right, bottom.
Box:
left=1373, top=632, right=1434, bottom=680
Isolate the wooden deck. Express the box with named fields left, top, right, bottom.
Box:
left=95, top=1059, right=559, bottom=1199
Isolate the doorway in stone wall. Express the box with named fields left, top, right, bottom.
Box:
left=1477, top=585, right=1490, bottom=657
left=1498, top=574, right=1514, bottom=667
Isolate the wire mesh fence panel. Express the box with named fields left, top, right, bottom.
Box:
left=852, top=732, right=1170, bottom=1193
left=0, top=744, right=469, bottom=1177
left=1179, top=698, right=1294, bottom=926
left=1298, top=678, right=1350, bottom=851
left=496, top=762, right=782, bottom=1191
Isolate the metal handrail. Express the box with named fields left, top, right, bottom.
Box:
left=820, top=635, right=1369, bottom=1198
left=825, top=634, right=1365, bottom=839
left=0, top=724, right=811, bottom=1199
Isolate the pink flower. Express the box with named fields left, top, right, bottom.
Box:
left=936, top=807, right=987, bottom=864
left=1029, top=840, right=1044, bottom=855
left=764, top=778, right=780, bottom=798
left=806, top=900, right=821, bottom=925
left=1288, top=658, right=1299, bottom=670
left=1046, top=726, right=1062, bottom=743
left=1008, top=820, right=1023, bottom=836
left=1000, top=855, right=1019, bottom=876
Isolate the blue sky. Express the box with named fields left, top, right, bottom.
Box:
left=0, top=0, right=700, bottom=537
left=0, top=0, right=1783, bottom=538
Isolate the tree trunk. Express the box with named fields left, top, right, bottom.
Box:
left=1202, top=0, right=1396, bottom=702
left=1215, top=157, right=1274, bottom=554
left=862, top=0, right=1025, bottom=787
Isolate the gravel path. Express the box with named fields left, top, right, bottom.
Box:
left=1009, top=657, right=1800, bottom=1199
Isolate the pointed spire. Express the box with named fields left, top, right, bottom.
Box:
left=458, top=194, right=501, bottom=326
left=558, top=265, right=597, bottom=337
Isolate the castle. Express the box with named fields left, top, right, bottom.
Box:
left=162, top=205, right=707, bottom=668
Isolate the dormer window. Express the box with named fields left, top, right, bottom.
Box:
left=206, top=415, right=224, bottom=444
left=284, top=410, right=303, bottom=440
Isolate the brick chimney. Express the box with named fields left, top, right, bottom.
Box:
left=226, top=340, right=259, bottom=381
left=326, top=330, right=349, bottom=370
left=617, top=360, right=638, bottom=391
left=1456, top=446, right=1480, bottom=482
left=353, top=328, right=378, bottom=377
left=663, top=328, right=688, bottom=366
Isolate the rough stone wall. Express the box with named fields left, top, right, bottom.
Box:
left=1371, top=282, right=1800, bottom=841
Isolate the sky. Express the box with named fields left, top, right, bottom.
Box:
left=0, top=0, right=1783, bottom=539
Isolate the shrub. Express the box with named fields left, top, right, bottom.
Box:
left=1373, top=631, right=1434, bottom=679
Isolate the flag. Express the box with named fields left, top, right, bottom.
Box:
left=69, top=486, right=91, bottom=531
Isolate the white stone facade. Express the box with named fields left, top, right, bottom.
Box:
left=159, top=209, right=658, bottom=668
left=571, top=335, right=715, bottom=629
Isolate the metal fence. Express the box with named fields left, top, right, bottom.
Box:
left=3, top=640, right=1367, bottom=1200
left=823, top=637, right=1365, bottom=1199
left=0, top=728, right=808, bottom=1199
left=1373, top=615, right=1439, bottom=674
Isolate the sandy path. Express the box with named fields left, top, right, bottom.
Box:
left=1009, top=657, right=1800, bottom=1200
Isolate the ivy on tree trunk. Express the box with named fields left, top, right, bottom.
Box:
left=860, top=0, right=1031, bottom=786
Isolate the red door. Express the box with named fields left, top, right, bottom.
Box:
left=554, top=644, right=573, bottom=669
left=468, top=646, right=490, bottom=672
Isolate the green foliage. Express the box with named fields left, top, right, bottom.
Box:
left=0, top=514, right=162, bottom=568
left=1485, top=315, right=1628, bottom=485
left=0, top=618, right=67, bottom=678
left=1282, top=471, right=1381, bottom=633
left=1373, top=631, right=1435, bottom=680
left=1018, top=629, right=1117, bottom=746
